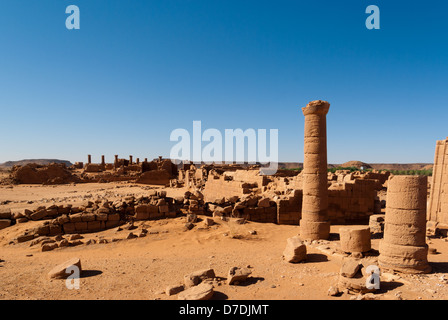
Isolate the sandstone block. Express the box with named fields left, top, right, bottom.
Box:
left=227, top=267, right=252, bottom=285
left=339, top=226, right=371, bottom=253
left=166, top=285, right=185, bottom=296
left=0, top=219, right=11, bottom=230
left=184, top=269, right=215, bottom=288
left=283, top=236, right=307, bottom=263
left=178, top=283, right=214, bottom=300
left=30, top=209, right=48, bottom=221
left=48, top=258, right=82, bottom=279
left=0, top=209, right=12, bottom=219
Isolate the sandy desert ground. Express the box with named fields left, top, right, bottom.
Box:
left=1, top=182, right=448, bottom=301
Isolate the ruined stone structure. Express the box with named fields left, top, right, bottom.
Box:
left=276, top=190, right=302, bottom=225
left=428, top=137, right=448, bottom=224
left=300, top=100, right=331, bottom=240
left=379, top=175, right=431, bottom=274
left=203, top=170, right=261, bottom=203
left=328, top=178, right=379, bottom=224
left=9, top=163, right=80, bottom=185
left=339, top=226, right=371, bottom=253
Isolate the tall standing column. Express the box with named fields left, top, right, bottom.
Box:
left=379, top=175, right=431, bottom=274
left=300, top=100, right=330, bottom=240
left=87, top=155, right=92, bottom=164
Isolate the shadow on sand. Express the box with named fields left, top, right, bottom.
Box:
left=80, top=270, right=103, bottom=278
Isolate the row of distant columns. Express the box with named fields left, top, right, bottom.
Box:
left=86, top=155, right=153, bottom=165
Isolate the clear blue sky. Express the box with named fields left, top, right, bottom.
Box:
left=0, top=0, right=447, bottom=164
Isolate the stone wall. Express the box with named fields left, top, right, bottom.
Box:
left=202, top=175, right=258, bottom=203
left=428, top=137, right=448, bottom=224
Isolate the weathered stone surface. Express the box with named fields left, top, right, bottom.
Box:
left=327, top=286, right=340, bottom=296
left=369, top=214, right=385, bottom=234
left=204, top=218, right=215, bottom=226
left=338, top=274, right=375, bottom=294
left=35, top=224, right=50, bottom=236
left=0, top=219, right=11, bottom=230
left=178, top=283, right=214, bottom=300
left=58, top=239, right=70, bottom=247
left=42, top=243, right=58, bottom=252
left=126, top=232, right=138, bottom=239
left=379, top=175, right=430, bottom=274
left=340, top=258, right=361, bottom=278
left=48, top=258, right=82, bottom=279
left=187, top=214, right=197, bottom=223
left=184, top=269, right=215, bottom=288
left=300, top=100, right=331, bottom=240
left=227, top=267, right=252, bottom=285
left=30, top=209, right=48, bottom=221
left=69, top=240, right=84, bottom=247
left=0, top=209, right=12, bottom=219
left=184, top=222, right=194, bottom=231
left=283, top=236, right=307, bottom=263
left=166, top=285, right=185, bottom=296
left=81, top=213, right=96, bottom=222
left=339, top=226, right=371, bottom=253
left=108, top=213, right=120, bottom=221
left=258, top=197, right=271, bottom=208
left=69, top=234, right=83, bottom=241
left=17, top=234, right=35, bottom=243
left=95, top=213, right=108, bottom=221
left=17, top=217, right=29, bottom=223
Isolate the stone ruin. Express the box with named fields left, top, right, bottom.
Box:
left=379, top=175, right=431, bottom=274
left=7, top=163, right=80, bottom=185
left=82, top=154, right=178, bottom=185
left=0, top=99, right=444, bottom=300
left=428, top=137, right=448, bottom=227
left=2, top=155, right=178, bottom=186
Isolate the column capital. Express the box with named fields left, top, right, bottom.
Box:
left=302, top=100, right=330, bottom=116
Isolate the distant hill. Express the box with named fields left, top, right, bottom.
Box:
left=0, top=159, right=73, bottom=168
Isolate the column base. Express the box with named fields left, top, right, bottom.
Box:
left=299, top=219, right=330, bottom=240
left=378, top=241, right=431, bottom=274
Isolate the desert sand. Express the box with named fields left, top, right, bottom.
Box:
left=1, top=182, right=448, bottom=301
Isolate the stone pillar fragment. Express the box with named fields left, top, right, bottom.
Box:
left=339, top=226, right=371, bottom=253
left=87, top=155, right=92, bottom=164
left=379, top=175, right=431, bottom=274
left=300, top=100, right=331, bottom=240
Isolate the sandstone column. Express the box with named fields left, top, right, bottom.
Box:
left=428, top=138, right=448, bottom=224
left=114, top=155, right=119, bottom=169
left=87, top=155, right=92, bottom=164
left=101, top=155, right=105, bottom=166
left=300, top=100, right=330, bottom=240
left=379, top=175, right=431, bottom=274
left=129, top=155, right=133, bottom=165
